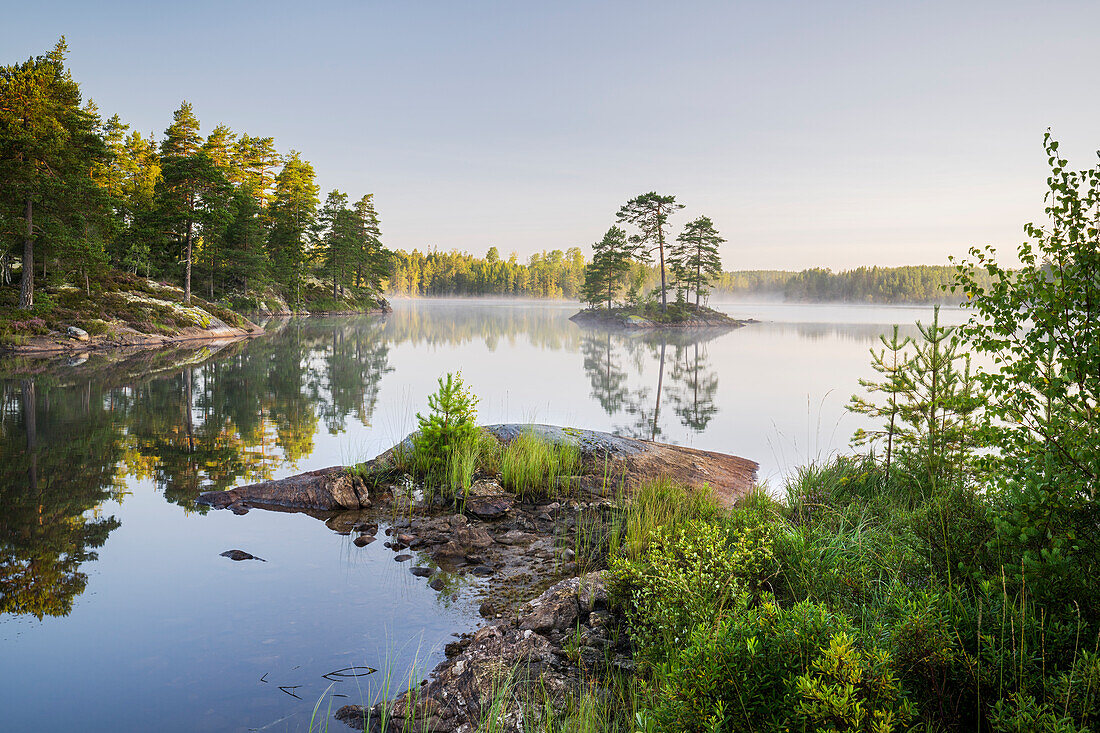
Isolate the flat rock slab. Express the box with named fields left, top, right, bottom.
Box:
left=197, top=466, right=369, bottom=512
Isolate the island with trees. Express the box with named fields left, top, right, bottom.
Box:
left=572, top=192, right=747, bottom=328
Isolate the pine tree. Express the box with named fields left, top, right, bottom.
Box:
left=317, top=189, right=352, bottom=299
left=155, top=101, right=229, bottom=303
left=670, top=215, right=724, bottom=307
left=0, top=38, right=109, bottom=308
left=221, top=184, right=268, bottom=293
left=582, top=225, right=633, bottom=309
left=616, top=192, right=683, bottom=311
left=230, top=134, right=279, bottom=208
left=353, top=194, right=387, bottom=293
left=266, top=151, right=319, bottom=306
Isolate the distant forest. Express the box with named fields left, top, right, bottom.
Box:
left=386, top=250, right=985, bottom=305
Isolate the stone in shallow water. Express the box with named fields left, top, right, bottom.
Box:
left=220, top=549, right=265, bottom=562
left=353, top=535, right=375, bottom=547
left=394, top=554, right=413, bottom=562
left=465, top=494, right=514, bottom=519
left=410, top=566, right=433, bottom=578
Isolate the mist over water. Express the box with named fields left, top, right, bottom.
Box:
left=0, top=298, right=966, bottom=731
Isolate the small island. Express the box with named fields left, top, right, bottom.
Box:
left=569, top=301, right=748, bottom=329
left=571, top=193, right=751, bottom=329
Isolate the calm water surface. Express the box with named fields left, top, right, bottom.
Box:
left=0, top=299, right=966, bottom=731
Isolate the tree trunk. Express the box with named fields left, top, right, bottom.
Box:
left=658, top=237, right=667, bottom=312
left=184, top=218, right=193, bottom=305
left=23, top=379, right=37, bottom=492
left=18, top=197, right=34, bottom=310
left=696, top=260, right=701, bottom=308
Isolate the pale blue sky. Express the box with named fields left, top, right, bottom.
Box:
left=5, top=0, right=1099, bottom=268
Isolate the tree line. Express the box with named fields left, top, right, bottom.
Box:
left=714, top=265, right=994, bottom=303
left=0, top=39, right=388, bottom=311
left=388, top=246, right=587, bottom=298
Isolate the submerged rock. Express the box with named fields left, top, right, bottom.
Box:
left=220, top=549, right=265, bottom=562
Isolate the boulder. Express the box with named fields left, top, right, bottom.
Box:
left=197, top=466, right=369, bottom=511
left=518, top=572, right=607, bottom=634
left=66, top=326, right=90, bottom=341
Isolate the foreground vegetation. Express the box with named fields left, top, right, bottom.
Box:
left=351, top=135, right=1099, bottom=732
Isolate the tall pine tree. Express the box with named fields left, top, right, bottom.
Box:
left=616, top=192, right=683, bottom=312
left=669, top=215, right=724, bottom=307
left=0, top=38, right=108, bottom=308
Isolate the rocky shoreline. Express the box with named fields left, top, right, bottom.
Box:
left=197, top=425, right=756, bottom=732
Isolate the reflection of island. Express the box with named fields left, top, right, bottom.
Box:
left=579, top=326, right=725, bottom=441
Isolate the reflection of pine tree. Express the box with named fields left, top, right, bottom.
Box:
left=667, top=341, right=720, bottom=432
left=619, top=340, right=668, bottom=442
left=0, top=380, right=124, bottom=619
left=581, top=331, right=631, bottom=415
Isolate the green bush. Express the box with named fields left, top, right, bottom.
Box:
left=641, top=598, right=853, bottom=733
left=611, top=519, right=774, bottom=661
left=81, top=319, right=109, bottom=336
left=793, top=631, right=914, bottom=733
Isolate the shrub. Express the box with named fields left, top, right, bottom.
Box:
left=641, top=598, right=853, bottom=733
left=793, top=631, right=914, bottom=733
left=611, top=519, right=774, bottom=661
left=81, top=319, right=108, bottom=336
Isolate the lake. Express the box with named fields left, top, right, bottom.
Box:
left=0, top=299, right=967, bottom=732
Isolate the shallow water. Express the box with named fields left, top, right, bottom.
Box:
left=0, top=299, right=965, bottom=731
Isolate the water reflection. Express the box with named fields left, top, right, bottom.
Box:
left=0, top=318, right=395, bottom=619
left=0, top=302, right=954, bottom=623
left=580, top=326, right=730, bottom=441
left=0, top=380, right=123, bottom=619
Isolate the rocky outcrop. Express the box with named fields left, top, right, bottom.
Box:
left=198, top=425, right=755, bottom=514
left=196, top=466, right=370, bottom=512
left=335, top=572, right=624, bottom=733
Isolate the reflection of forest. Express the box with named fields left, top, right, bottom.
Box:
left=0, top=309, right=730, bottom=619
left=382, top=302, right=582, bottom=351
left=0, top=317, right=393, bottom=619
left=579, top=327, right=724, bottom=442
